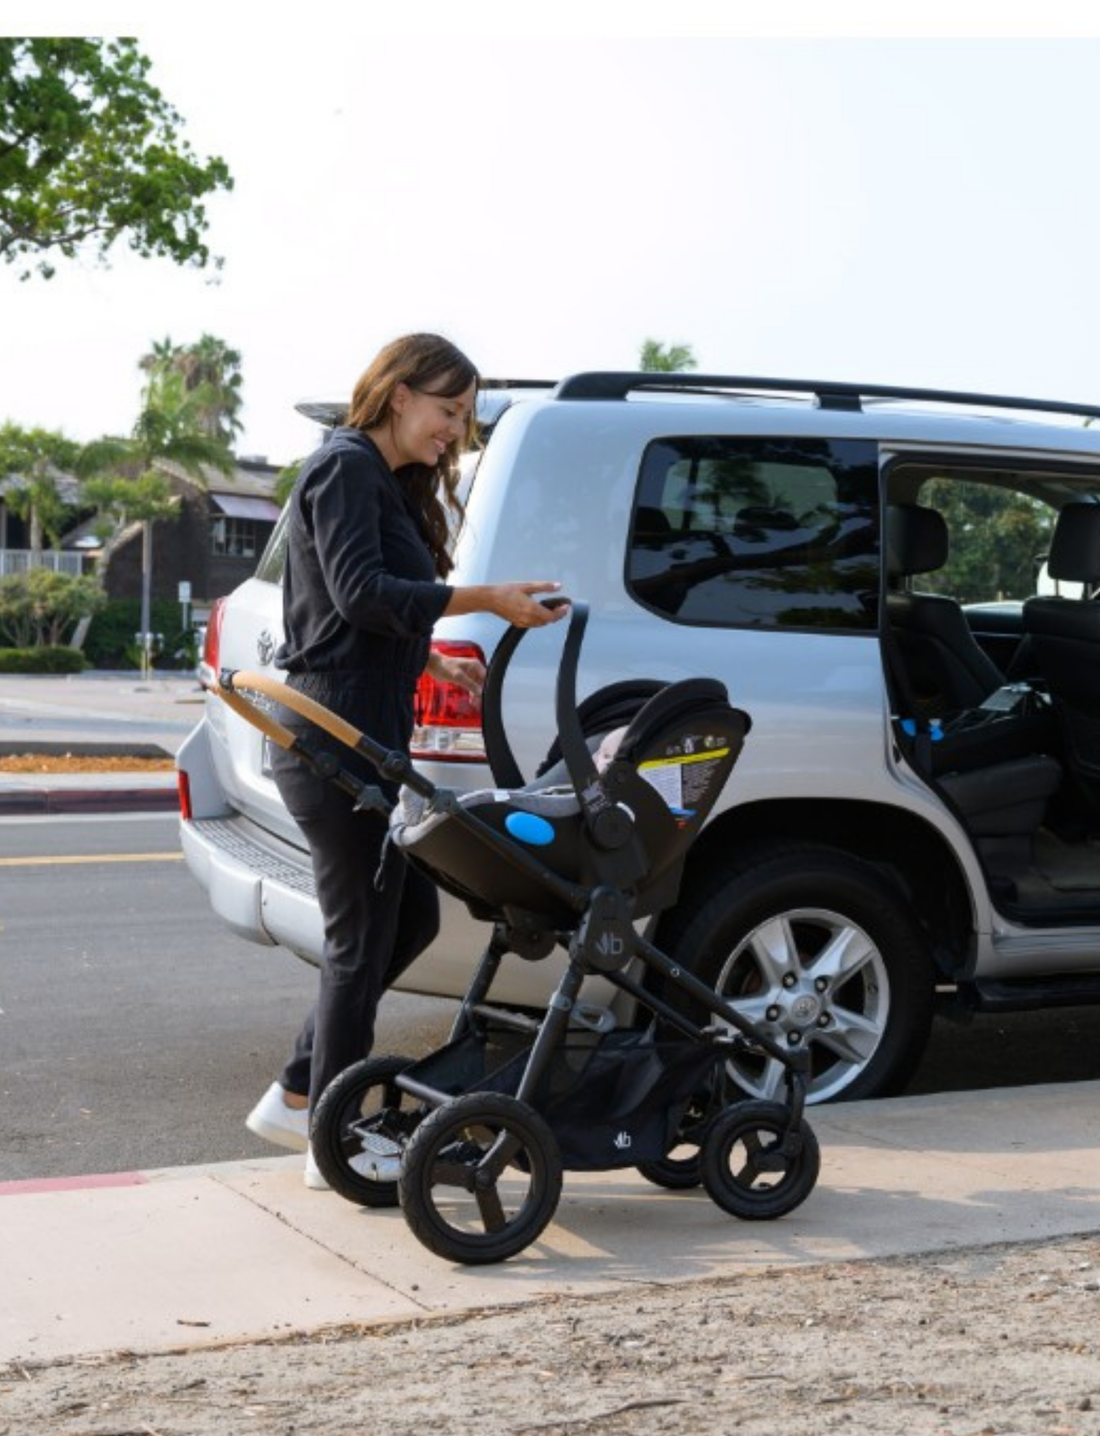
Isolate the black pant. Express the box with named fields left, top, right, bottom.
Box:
left=272, top=747, right=440, bottom=1113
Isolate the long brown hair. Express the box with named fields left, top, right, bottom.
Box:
left=346, top=333, right=478, bottom=579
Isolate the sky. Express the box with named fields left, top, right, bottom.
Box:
left=5, top=5, right=1100, bottom=467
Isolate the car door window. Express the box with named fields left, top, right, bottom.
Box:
left=626, top=437, right=879, bottom=630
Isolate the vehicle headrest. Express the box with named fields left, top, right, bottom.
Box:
left=886, top=504, right=948, bottom=579
left=1047, top=502, right=1100, bottom=585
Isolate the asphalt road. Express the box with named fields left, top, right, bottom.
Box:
left=0, top=812, right=457, bottom=1182
left=3, top=812, right=1100, bottom=1183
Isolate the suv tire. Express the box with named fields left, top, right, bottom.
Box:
left=664, top=844, right=935, bottom=1103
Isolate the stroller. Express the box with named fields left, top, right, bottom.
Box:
left=216, top=600, right=820, bottom=1265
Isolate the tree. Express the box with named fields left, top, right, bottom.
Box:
left=922, top=478, right=1054, bottom=604
left=274, top=459, right=302, bottom=508
left=0, top=423, right=80, bottom=551
left=0, top=37, right=233, bottom=280
left=140, top=333, right=244, bottom=445
left=0, top=567, right=104, bottom=647
left=79, top=362, right=234, bottom=660
left=638, top=339, right=698, bottom=373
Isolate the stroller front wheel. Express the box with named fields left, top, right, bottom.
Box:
left=701, top=1100, right=820, bottom=1220
left=399, top=1092, right=563, bottom=1265
left=311, top=1055, right=421, bottom=1207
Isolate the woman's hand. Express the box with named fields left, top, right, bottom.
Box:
left=490, top=581, right=569, bottom=628
left=443, top=580, right=569, bottom=628
left=426, top=650, right=486, bottom=701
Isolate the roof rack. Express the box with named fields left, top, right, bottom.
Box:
left=295, top=380, right=557, bottom=429
left=552, top=372, right=1100, bottom=423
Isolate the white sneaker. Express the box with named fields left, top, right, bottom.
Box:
left=304, top=1133, right=403, bottom=1190
left=304, top=1144, right=329, bottom=1190
left=246, top=1083, right=310, bottom=1153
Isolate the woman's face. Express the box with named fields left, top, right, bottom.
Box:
left=389, top=378, right=477, bottom=469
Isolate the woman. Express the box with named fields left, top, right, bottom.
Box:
left=245, top=333, right=565, bottom=1187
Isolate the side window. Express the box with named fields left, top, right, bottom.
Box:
left=626, top=437, right=880, bottom=630
left=918, top=477, right=1058, bottom=603
left=255, top=507, right=290, bottom=583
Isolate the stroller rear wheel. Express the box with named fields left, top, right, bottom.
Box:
left=399, top=1092, right=563, bottom=1265
left=635, top=1087, right=717, bottom=1190
left=310, top=1055, right=421, bottom=1207
left=701, top=1100, right=820, bottom=1220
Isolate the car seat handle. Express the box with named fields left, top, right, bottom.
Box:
left=553, top=600, right=605, bottom=804
left=481, top=595, right=579, bottom=788
left=487, top=596, right=611, bottom=826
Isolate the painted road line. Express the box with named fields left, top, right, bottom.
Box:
left=0, top=853, right=184, bottom=866
left=0, top=1172, right=148, bottom=1197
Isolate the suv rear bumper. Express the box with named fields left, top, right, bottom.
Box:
left=181, top=813, right=320, bottom=955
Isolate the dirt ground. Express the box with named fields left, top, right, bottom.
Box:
left=4, top=1234, right=1100, bottom=1436
left=0, top=754, right=175, bottom=773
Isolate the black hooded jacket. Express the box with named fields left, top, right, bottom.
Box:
left=275, top=426, right=453, bottom=753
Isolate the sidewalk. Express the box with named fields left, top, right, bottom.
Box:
left=3, top=1079, right=1100, bottom=1366
left=3, top=672, right=1100, bottom=1374
left=0, top=670, right=198, bottom=813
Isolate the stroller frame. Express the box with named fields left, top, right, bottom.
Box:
left=217, top=601, right=820, bottom=1265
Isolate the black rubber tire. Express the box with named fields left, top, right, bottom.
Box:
left=636, top=1151, right=702, bottom=1190
left=310, top=1055, right=420, bottom=1208
left=701, top=1100, right=820, bottom=1220
left=399, top=1092, right=563, bottom=1266
left=663, top=845, right=936, bottom=1103
left=634, top=1085, right=720, bottom=1190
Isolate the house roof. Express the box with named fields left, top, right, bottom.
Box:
left=155, top=456, right=281, bottom=501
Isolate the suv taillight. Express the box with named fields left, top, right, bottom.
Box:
left=198, top=597, right=226, bottom=689
left=411, top=640, right=487, bottom=762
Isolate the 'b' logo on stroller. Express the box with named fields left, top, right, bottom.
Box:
left=613, top=1130, right=632, bottom=1150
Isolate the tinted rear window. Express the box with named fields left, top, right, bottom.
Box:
left=626, top=437, right=879, bottom=630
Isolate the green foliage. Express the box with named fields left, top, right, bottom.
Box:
left=921, top=479, right=1055, bottom=605
left=0, top=645, right=87, bottom=673
left=0, top=568, right=105, bottom=647
left=80, top=470, right=176, bottom=529
left=77, top=360, right=235, bottom=537
left=0, top=37, right=233, bottom=280
left=0, top=422, right=81, bottom=546
left=274, top=459, right=302, bottom=507
left=140, top=333, right=244, bottom=445
left=83, top=597, right=196, bottom=670
left=639, top=339, right=698, bottom=373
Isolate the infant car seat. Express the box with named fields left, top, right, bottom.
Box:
left=390, top=602, right=751, bottom=927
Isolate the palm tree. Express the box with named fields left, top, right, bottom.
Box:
left=173, top=333, right=244, bottom=445
left=139, top=333, right=244, bottom=445
left=638, top=339, right=698, bottom=373
left=0, top=423, right=80, bottom=555
left=79, top=368, right=234, bottom=667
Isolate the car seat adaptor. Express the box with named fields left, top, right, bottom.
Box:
left=570, top=886, right=636, bottom=974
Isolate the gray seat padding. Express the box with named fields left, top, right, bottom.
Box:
left=1023, top=503, right=1100, bottom=799
left=886, top=504, right=1004, bottom=715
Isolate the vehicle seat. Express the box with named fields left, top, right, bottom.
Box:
left=885, top=503, right=1005, bottom=717
left=1022, top=502, right=1100, bottom=807
left=938, top=754, right=1061, bottom=879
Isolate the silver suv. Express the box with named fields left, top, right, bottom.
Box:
left=178, top=371, right=1100, bottom=1104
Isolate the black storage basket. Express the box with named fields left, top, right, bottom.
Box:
left=405, top=1023, right=724, bottom=1172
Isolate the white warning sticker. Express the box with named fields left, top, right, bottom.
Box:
left=638, top=746, right=730, bottom=811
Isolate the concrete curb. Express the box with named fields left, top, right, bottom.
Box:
left=0, top=785, right=178, bottom=816
left=0, top=740, right=174, bottom=759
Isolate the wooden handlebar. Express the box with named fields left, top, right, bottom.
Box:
left=212, top=670, right=367, bottom=755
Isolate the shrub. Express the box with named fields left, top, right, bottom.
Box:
left=83, top=597, right=198, bottom=670
left=0, top=645, right=88, bottom=673
left=0, top=569, right=105, bottom=648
